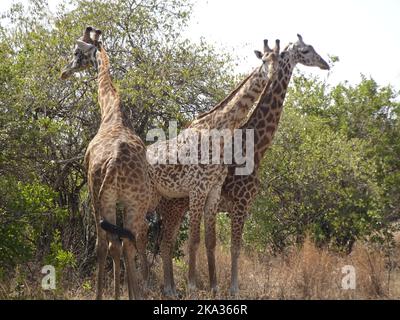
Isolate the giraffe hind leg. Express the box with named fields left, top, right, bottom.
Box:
left=95, top=224, right=107, bottom=300
left=109, top=235, right=122, bottom=300
left=123, top=205, right=146, bottom=300
left=99, top=188, right=122, bottom=300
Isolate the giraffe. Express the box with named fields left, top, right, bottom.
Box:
left=61, top=27, right=155, bottom=300
left=157, top=34, right=330, bottom=297
left=147, top=40, right=280, bottom=296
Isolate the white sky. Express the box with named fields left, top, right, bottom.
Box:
left=186, top=0, right=400, bottom=90
left=1, top=0, right=400, bottom=90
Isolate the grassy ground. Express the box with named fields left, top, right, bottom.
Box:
left=2, top=235, right=400, bottom=300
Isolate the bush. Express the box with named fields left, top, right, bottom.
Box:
left=0, top=176, right=67, bottom=270
left=245, top=102, right=385, bottom=253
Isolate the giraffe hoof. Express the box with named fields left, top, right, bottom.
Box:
left=187, top=283, right=198, bottom=297
left=163, top=288, right=178, bottom=299
left=211, top=286, right=219, bottom=297
left=188, top=283, right=196, bottom=291
left=142, top=282, right=150, bottom=296
left=134, top=293, right=144, bottom=300
left=229, top=287, right=240, bottom=298
left=141, top=289, right=149, bottom=300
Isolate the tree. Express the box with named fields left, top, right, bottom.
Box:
left=0, top=0, right=236, bottom=276
left=245, top=73, right=399, bottom=253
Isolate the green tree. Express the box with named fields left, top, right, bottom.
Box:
left=0, top=0, right=236, bottom=278
left=246, top=74, right=399, bottom=253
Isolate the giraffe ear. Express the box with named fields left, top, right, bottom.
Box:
left=76, top=40, right=95, bottom=52
left=297, top=34, right=305, bottom=45
left=254, top=50, right=263, bottom=60
left=82, top=26, right=94, bottom=43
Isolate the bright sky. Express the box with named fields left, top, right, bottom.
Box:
left=186, top=0, right=400, bottom=90
left=1, top=0, right=400, bottom=90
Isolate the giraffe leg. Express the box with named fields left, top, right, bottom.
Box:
left=205, top=214, right=218, bottom=295
left=204, top=185, right=223, bottom=295
left=160, top=199, right=187, bottom=297
left=188, top=193, right=206, bottom=294
left=135, top=216, right=149, bottom=294
left=123, top=206, right=144, bottom=300
left=109, top=236, right=122, bottom=300
left=95, top=227, right=107, bottom=300
left=99, top=192, right=121, bottom=300
left=230, top=212, right=246, bottom=297
left=122, top=238, right=141, bottom=300
left=92, top=195, right=108, bottom=300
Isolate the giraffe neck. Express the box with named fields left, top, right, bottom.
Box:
left=191, top=67, right=268, bottom=131
left=96, top=47, right=123, bottom=127
left=245, top=51, right=296, bottom=171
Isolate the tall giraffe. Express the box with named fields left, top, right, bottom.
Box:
left=147, top=40, right=280, bottom=296
left=61, top=27, right=155, bottom=300
left=158, top=34, right=330, bottom=297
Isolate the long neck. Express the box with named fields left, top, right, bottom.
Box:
left=96, top=47, right=123, bottom=126
left=245, top=52, right=296, bottom=171
left=190, top=66, right=268, bottom=131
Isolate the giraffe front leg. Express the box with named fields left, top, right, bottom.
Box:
left=187, top=193, right=205, bottom=296
left=204, top=184, right=223, bottom=295
left=159, top=199, right=187, bottom=298
left=205, top=214, right=218, bottom=295
left=135, top=216, right=149, bottom=293
left=160, top=230, right=178, bottom=297
left=230, top=212, right=246, bottom=297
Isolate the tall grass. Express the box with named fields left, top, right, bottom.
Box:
left=2, top=236, right=400, bottom=300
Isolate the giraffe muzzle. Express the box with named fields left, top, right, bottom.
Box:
left=60, top=67, right=73, bottom=80
left=319, top=58, right=330, bottom=70
left=60, top=71, right=69, bottom=80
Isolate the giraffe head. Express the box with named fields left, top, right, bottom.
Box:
left=254, top=39, right=280, bottom=79
left=60, top=27, right=102, bottom=79
left=285, top=34, right=330, bottom=70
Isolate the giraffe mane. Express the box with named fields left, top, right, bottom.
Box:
left=196, top=69, right=257, bottom=120
left=283, top=42, right=293, bottom=51
left=238, top=68, right=276, bottom=128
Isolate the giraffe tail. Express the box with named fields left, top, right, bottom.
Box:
left=100, top=219, right=135, bottom=241
left=98, top=158, right=135, bottom=242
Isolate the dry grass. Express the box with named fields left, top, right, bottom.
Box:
left=2, top=236, right=400, bottom=300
